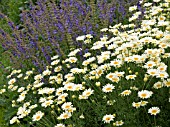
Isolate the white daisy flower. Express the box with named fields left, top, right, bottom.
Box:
left=32, top=111, right=44, bottom=121
left=148, top=107, right=160, bottom=115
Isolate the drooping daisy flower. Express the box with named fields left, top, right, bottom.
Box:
left=102, top=114, right=115, bottom=123
left=79, top=114, right=85, bottom=119
left=10, top=116, right=19, bottom=124
left=115, top=71, right=125, bottom=77
left=58, top=93, right=68, bottom=100
left=76, top=35, right=86, bottom=41
left=138, top=90, right=153, bottom=99
left=17, top=87, right=25, bottom=93
left=132, top=102, right=141, bottom=108
left=153, top=82, right=163, bottom=89
left=120, top=90, right=132, bottom=96
left=8, top=78, right=16, bottom=85
left=58, top=112, right=72, bottom=119
left=153, top=0, right=161, bottom=2
left=34, top=74, right=43, bottom=80
left=54, top=123, right=65, bottom=127
left=129, top=5, right=137, bottom=12
left=111, top=76, right=120, bottom=83
left=66, top=57, right=78, bottom=63
left=42, top=69, right=51, bottom=76
left=51, top=55, right=59, bottom=60
left=32, top=111, right=44, bottom=121
left=126, top=75, right=137, bottom=80
left=51, top=59, right=60, bottom=66
left=114, top=120, right=124, bottom=126
left=140, top=101, right=148, bottom=106
left=163, top=79, right=170, bottom=87
left=148, top=107, right=160, bottom=115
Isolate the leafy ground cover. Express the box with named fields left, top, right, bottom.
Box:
left=0, top=0, right=170, bottom=127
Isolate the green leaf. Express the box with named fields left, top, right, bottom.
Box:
left=0, top=98, right=6, bottom=106
left=4, top=107, right=17, bottom=121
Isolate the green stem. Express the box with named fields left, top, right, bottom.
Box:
left=144, top=107, right=152, bottom=127
left=154, top=116, right=157, bottom=127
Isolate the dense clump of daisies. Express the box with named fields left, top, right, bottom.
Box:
left=0, top=0, right=170, bottom=126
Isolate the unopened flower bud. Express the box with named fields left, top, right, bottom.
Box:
left=96, top=82, right=101, bottom=87
left=144, top=77, right=148, bottom=82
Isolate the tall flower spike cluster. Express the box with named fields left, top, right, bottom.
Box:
left=0, top=0, right=170, bottom=126
left=0, top=0, right=139, bottom=70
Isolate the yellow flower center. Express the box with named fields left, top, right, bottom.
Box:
left=106, top=88, right=112, bottom=91
left=106, top=117, right=111, bottom=121
left=151, top=110, right=157, bottom=114
left=141, top=93, right=147, bottom=98
left=36, top=115, right=41, bottom=120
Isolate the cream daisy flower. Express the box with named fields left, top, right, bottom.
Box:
left=51, top=59, right=60, bottom=65
left=126, top=75, right=136, bottom=80
left=55, top=88, right=65, bottom=96
left=115, top=71, right=125, bottom=77
left=54, top=124, right=65, bottom=127
left=79, top=114, right=85, bottom=119
left=41, top=100, right=54, bottom=108
left=82, top=88, right=94, bottom=97
left=76, top=35, right=86, bottom=41
left=102, top=114, right=115, bottom=123
left=67, top=57, right=78, bottom=63
left=51, top=55, right=59, bottom=60
left=132, top=102, right=141, bottom=108
left=61, top=102, right=73, bottom=111
left=32, top=111, right=44, bottom=121
left=106, top=73, right=115, bottom=79
left=132, top=55, right=142, bottom=63
left=86, top=34, right=93, bottom=38
left=156, top=71, right=169, bottom=79
left=147, top=69, right=158, bottom=76
left=129, top=5, right=137, bottom=12
left=120, top=90, right=132, bottom=96
left=144, top=61, right=156, bottom=69
left=64, top=83, right=75, bottom=91
left=153, top=82, right=163, bottom=89
left=163, top=79, right=170, bottom=87
left=58, top=112, right=72, bottom=119
left=138, top=90, right=153, bottom=99
left=42, top=69, right=51, bottom=76
left=157, top=65, right=167, bottom=72
left=148, top=107, right=160, bottom=115
left=110, top=59, right=122, bottom=67
left=140, top=101, right=148, bottom=106
left=58, top=93, right=68, bottom=100
left=154, top=0, right=161, bottom=2
left=111, top=76, right=120, bottom=83
left=34, top=74, right=43, bottom=80
left=17, top=87, right=25, bottom=93
left=8, top=78, right=16, bottom=85
left=10, top=116, right=19, bottom=124
left=102, top=84, right=115, bottom=93
left=114, top=120, right=124, bottom=126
